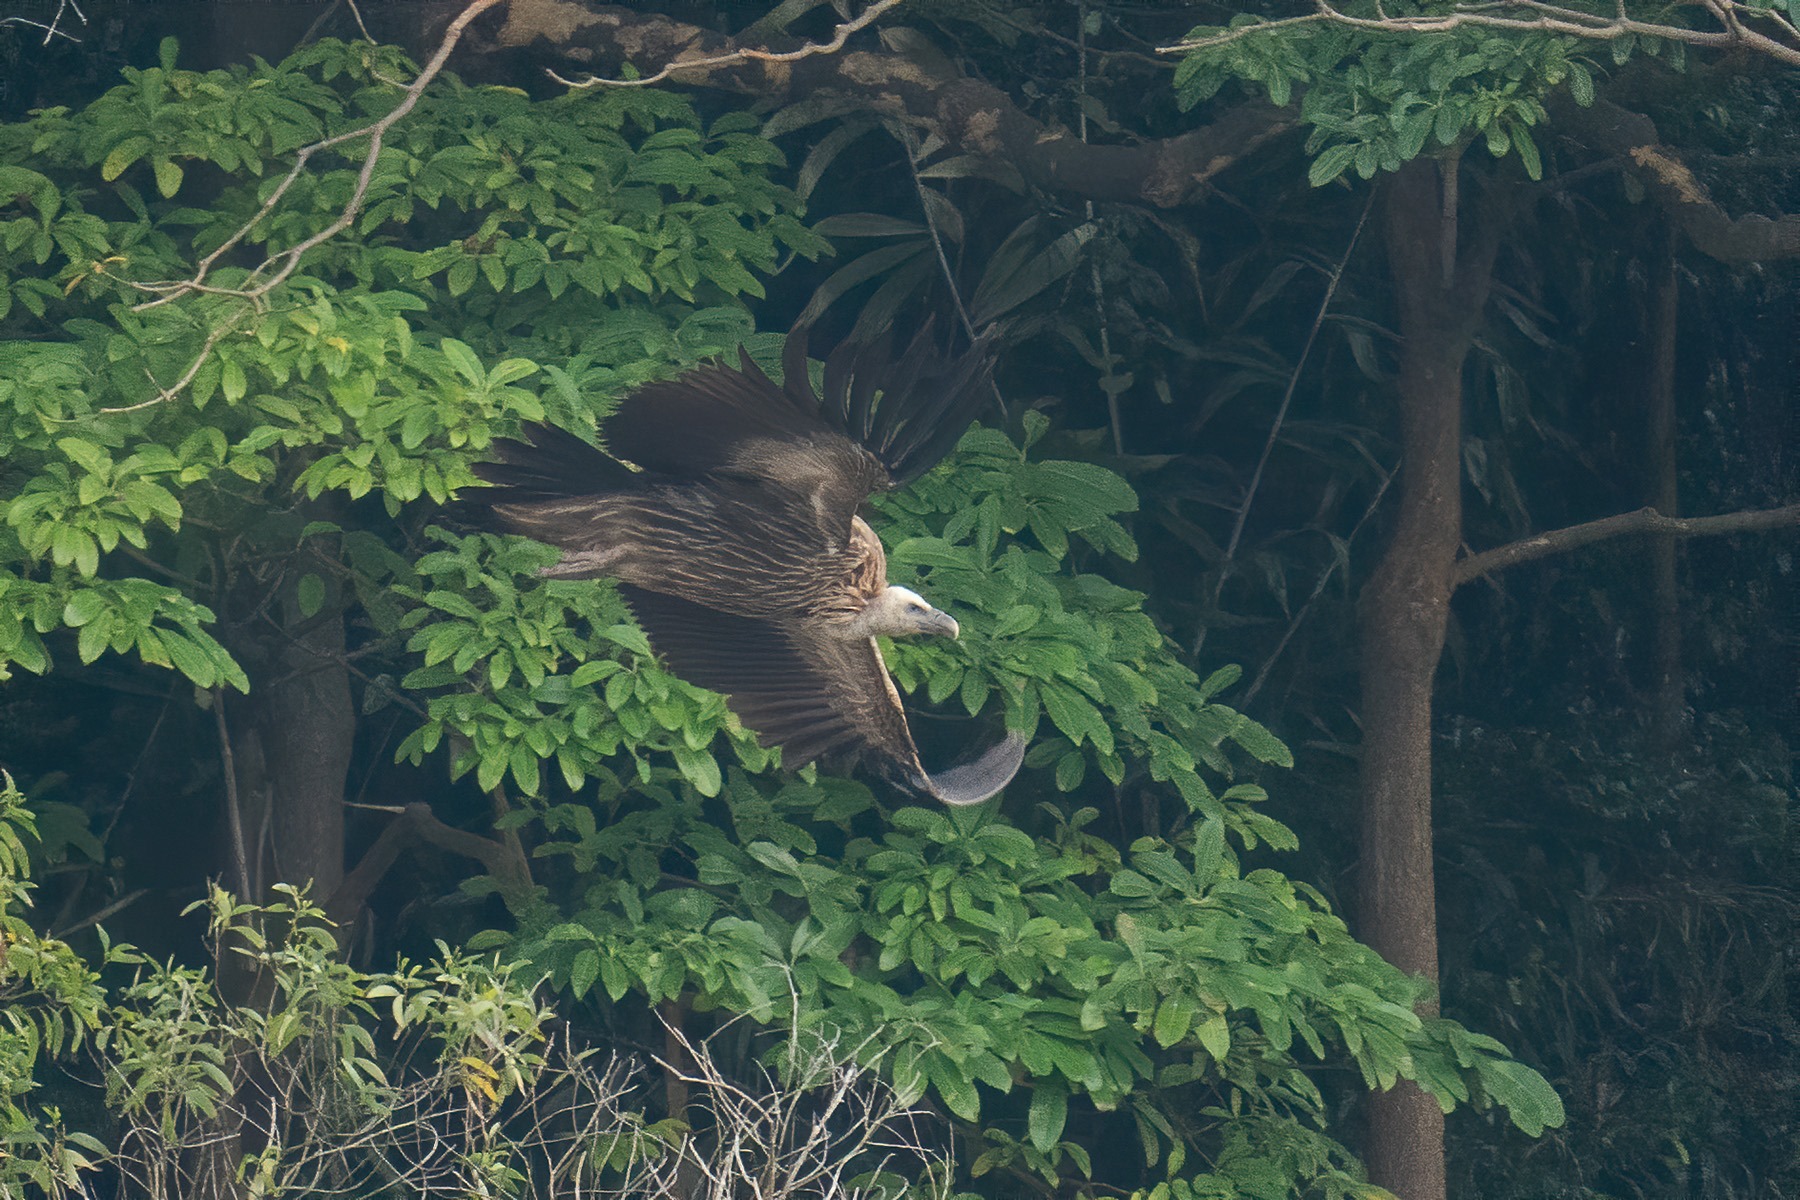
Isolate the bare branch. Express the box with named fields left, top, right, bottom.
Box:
left=80, top=0, right=498, bottom=417
left=137, top=0, right=502, bottom=312
left=96, top=953, right=953, bottom=1200
left=1195, top=193, right=1375, bottom=658
left=550, top=0, right=908, bottom=89
left=211, top=691, right=255, bottom=901
left=1557, top=100, right=1800, bottom=262
left=1, top=0, right=85, bottom=45
left=1158, top=0, right=1800, bottom=69
left=97, top=310, right=247, bottom=414
left=1453, top=502, right=1800, bottom=586
left=50, top=888, right=148, bottom=940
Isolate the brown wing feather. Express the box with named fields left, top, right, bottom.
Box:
left=617, top=586, right=924, bottom=774
left=604, top=346, right=889, bottom=531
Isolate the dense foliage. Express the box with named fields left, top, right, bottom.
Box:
left=0, top=33, right=1578, bottom=1200
left=1, top=2, right=1793, bottom=1197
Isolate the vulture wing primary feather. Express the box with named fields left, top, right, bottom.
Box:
left=471, top=326, right=1025, bottom=807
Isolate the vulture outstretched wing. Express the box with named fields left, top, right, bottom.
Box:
left=471, top=325, right=1023, bottom=807
left=603, top=323, right=997, bottom=518
left=615, top=585, right=1025, bottom=807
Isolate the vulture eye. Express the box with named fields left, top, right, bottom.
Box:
left=909, top=602, right=926, bottom=613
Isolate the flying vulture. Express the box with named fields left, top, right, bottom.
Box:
left=472, top=326, right=1026, bottom=806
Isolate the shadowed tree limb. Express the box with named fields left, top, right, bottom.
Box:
left=481, top=4, right=1800, bottom=231
left=1453, top=503, right=1800, bottom=587
left=327, top=802, right=532, bottom=926
left=485, top=2, right=1291, bottom=208
left=1557, top=99, right=1800, bottom=262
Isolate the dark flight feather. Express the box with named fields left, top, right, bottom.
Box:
left=474, top=421, right=639, bottom=503
left=616, top=585, right=899, bottom=768
left=472, top=324, right=1021, bottom=806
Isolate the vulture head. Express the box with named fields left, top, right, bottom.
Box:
left=848, top=586, right=960, bottom=640
left=471, top=323, right=1026, bottom=807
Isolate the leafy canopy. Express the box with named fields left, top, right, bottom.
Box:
left=1170, top=2, right=1644, bottom=184
left=0, top=35, right=1562, bottom=1200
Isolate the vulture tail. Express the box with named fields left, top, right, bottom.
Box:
left=876, top=730, right=1028, bottom=807
left=472, top=422, right=637, bottom=504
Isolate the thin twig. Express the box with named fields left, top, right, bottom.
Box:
left=1194, top=192, right=1374, bottom=656
left=50, top=888, right=148, bottom=939
left=212, top=690, right=255, bottom=900
left=96, top=311, right=246, bottom=414
left=134, top=0, right=500, bottom=315
left=1, top=0, right=85, bottom=45
left=1079, top=2, right=1125, bottom=456
left=1241, top=458, right=1397, bottom=708
left=1157, top=0, right=1800, bottom=69
left=903, top=140, right=1010, bottom=420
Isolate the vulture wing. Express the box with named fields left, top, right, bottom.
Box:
left=618, top=586, right=1023, bottom=807
left=471, top=419, right=628, bottom=504
left=470, top=324, right=1024, bottom=807
left=810, top=322, right=1000, bottom=488
left=602, top=324, right=997, bottom=528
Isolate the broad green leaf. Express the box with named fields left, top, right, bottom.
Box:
left=1028, top=1080, right=1068, bottom=1153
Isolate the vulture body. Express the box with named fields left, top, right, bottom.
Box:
left=473, top=327, right=1025, bottom=806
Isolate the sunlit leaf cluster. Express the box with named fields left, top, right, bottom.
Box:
left=1171, top=5, right=1643, bottom=183
left=0, top=37, right=820, bottom=693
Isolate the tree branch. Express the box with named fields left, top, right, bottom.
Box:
left=1555, top=100, right=1800, bottom=263
left=326, top=802, right=530, bottom=925
left=550, top=0, right=906, bottom=89
left=487, top=4, right=1291, bottom=208
left=1453, top=502, right=1800, bottom=586
left=137, top=0, right=503, bottom=311
left=1158, top=1, right=1800, bottom=70
left=1, top=0, right=86, bottom=46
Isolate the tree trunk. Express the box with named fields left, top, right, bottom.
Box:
left=1357, top=159, right=1499, bottom=1200
left=226, top=571, right=353, bottom=908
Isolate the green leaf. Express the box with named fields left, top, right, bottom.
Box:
left=62, top=590, right=108, bottom=627
left=1309, top=143, right=1358, bottom=188
left=1154, top=1000, right=1196, bottom=1049
left=102, top=136, right=153, bottom=181
left=1567, top=61, right=1595, bottom=107
left=1221, top=710, right=1293, bottom=767
left=440, top=338, right=485, bottom=385
left=672, top=746, right=722, bottom=797
left=1481, top=1057, right=1566, bottom=1136
left=1196, top=1014, right=1231, bottom=1062
left=1028, top=1080, right=1068, bottom=1154
left=154, top=158, right=184, bottom=198
left=58, top=437, right=110, bottom=474
left=570, top=949, right=600, bottom=998
left=163, top=633, right=218, bottom=688
left=296, top=573, right=325, bottom=618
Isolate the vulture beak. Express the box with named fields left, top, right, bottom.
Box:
left=926, top=608, right=960, bottom=639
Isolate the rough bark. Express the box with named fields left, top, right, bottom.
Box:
left=1357, top=158, right=1500, bottom=1200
